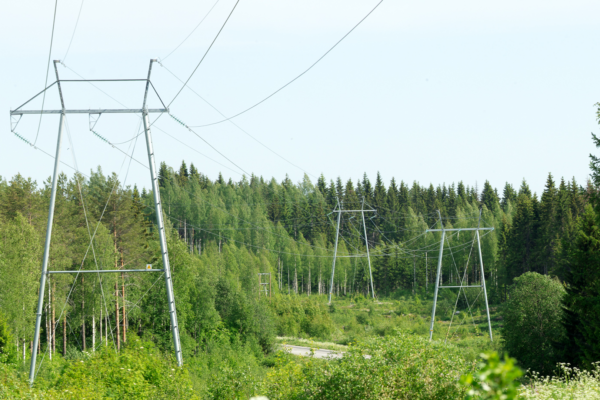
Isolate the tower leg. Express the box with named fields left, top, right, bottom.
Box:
left=429, top=211, right=445, bottom=341
left=476, top=229, right=493, bottom=342
left=429, top=230, right=445, bottom=341
left=361, top=199, right=375, bottom=299
left=328, top=202, right=342, bottom=304
left=29, top=112, right=65, bottom=385
left=142, top=111, right=183, bottom=366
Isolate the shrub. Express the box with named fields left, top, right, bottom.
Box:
left=501, top=272, right=565, bottom=375
left=271, top=296, right=333, bottom=339
left=262, top=330, right=474, bottom=399
left=460, top=351, right=522, bottom=399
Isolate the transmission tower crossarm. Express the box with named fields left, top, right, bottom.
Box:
left=10, top=109, right=167, bottom=115
left=47, top=269, right=164, bottom=274
left=333, top=209, right=376, bottom=213
left=438, top=285, right=483, bottom=289
left=426, top=227, right=494, bottom=232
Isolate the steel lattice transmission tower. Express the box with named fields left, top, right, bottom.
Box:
left=328, top=197, right=376, bottom=304
left=427, top=210, right=494, bottom=342
left=10, top=60, right=183, bottom=385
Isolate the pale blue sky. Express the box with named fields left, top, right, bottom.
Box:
left=2, top=0, right=599, bottom=196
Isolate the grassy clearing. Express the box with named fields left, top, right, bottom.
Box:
left=272, top=290, right=502, bottom=361
left=275, top=337, right=348, bottom=352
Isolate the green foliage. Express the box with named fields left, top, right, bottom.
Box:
left=460, top=351, right=522, bottom=399
left=0, top=335, right=197, bottom=399
left=0, top=212, right=41, bottom=347
left=271, top=296, right=334, bottom=339
left=47, top=335, right=196, bottom=399
left=501, top=272, right=565, bottom=375
left=0, top=313, right=15, bottom=364
left=561, top=204, right=600, bottom=369
left=262, top=330, right=474, bottom=399
left=0, top=156, right=598, bottom=396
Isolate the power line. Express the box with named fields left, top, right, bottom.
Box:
left=152, top=124, right=243, bottom=176
left=190, top=0, right=384, bottom=128
left=168, top=0, right=240, bottom=108
left=11, top=133, right=494, bottom=263
left=33, top=0, right=59, bottom=146
left=161, top=0, right=221, bottom=61
left=63, top=0, right=85, bottom=61
left=157, top=61, right=318, bottom=179
left=59, top=62, right=249, bottom=177
left=169, top=112, right=250, bottom=176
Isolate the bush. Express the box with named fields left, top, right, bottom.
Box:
left=49, top=335, right=197, bottom=399
left=271, top=296, right=334, bottom=340
left=460, top=352, right=522, bottom=399
left=501, top=272, right=565, bottom=375
left=262, top=330, right=475, bottom=399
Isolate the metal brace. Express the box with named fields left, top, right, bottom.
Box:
left=10, top=114, right=22, bottom=132
left=89, top=113, right=102, bottom=131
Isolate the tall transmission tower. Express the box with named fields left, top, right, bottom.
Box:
left=427, top=210, right=494, bottom=342
left=328, top=198, right=376, bottom=304
left=10, top=60, right=183, bottom=385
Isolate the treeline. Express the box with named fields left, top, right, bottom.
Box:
left=158, top=160, right=589, bottom=298
left=0, top=155, right=591, bottom=365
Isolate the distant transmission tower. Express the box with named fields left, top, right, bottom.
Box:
left=427, top=210, right=494, bottom=342
left=328, top=197, right=376, bottom=303
left=10, top=60, right=183, bottom=385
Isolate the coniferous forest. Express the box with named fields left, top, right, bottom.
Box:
left=1, top=118, right=600, bottom=398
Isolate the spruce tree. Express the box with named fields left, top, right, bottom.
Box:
left=481, top=180, right=499, bottom=211
left=457, top=181, right=466, bottom=204
left=537, top=173, right=559, bottom=275
left=501, top=183, right=517, bottom=211
left=362, top=173, right=373, bottom=203
left=561, top=205, right=600, bottom=368
left=158, top=162, right=170, bottom=188
left=505, top=192, right=538, bottom=282
left=316, top=174, right=327, bottom=196
left=335, top=177, right=344, bottom=201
